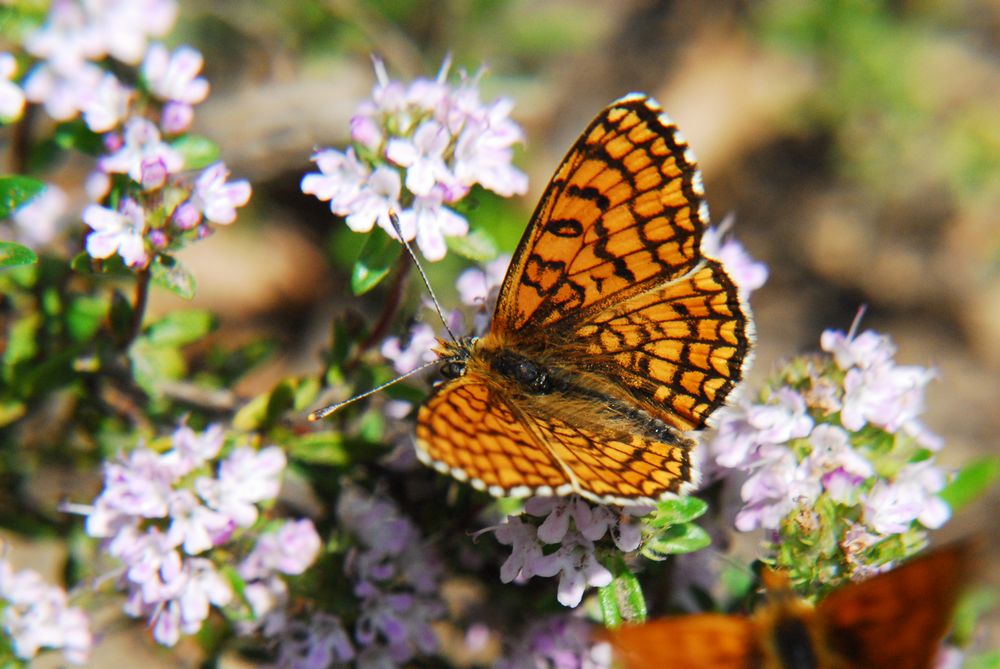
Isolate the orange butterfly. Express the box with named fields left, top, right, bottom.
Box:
left=413, top=93, right=752, bottom=505
left=606, top=543, right=972, bottom=669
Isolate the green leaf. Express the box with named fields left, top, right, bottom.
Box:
left=52, top=119, right=103, bottom=155
left=952, top=586, right=998, bottom=646
left=0, top=175, right=46, bottom=218
left=966, top=651, right=1000, bottom=669
left=640, top=522, right=711, bottom=560
left=646, top=496, right=709, bottom=528
left=143, top=310, right=214, bottom=346
left=171, top=134, right=221, bottom=170
left=446, top=228, right=498, bottom=262
left=287, top=432, right=351, bottom=466
left=0, top=241, right=37, bottom=268
left=150, top=254, right=196, bottom=299
left=940, top=456, right=1000, bottom=512
left=351, top=228, right=400, bottom=295
left=66, top=295, right=108, bottom=341
left=128, top=337, right=187, bottom=397
left=598, top=557, right=647, bottom=627
left=0, top=400, right=26, bottom=427
left=233, top=392, right=270, bottom=432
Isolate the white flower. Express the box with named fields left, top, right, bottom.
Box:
left=189, top=162, right=252, bottom=224
left=399, top=187, right=468, bottom=261
left=386, top=119, right=457, bottom=197
left=83, top=199, right=148, bottom=267
left=195, top=446, right=286, bottom=527
left=99, top=117, right=183, bottom=184
left=142, top=43, right=209, bottom=104
left=80, top=71, right=130, bottom=132
left=345, top=166, right=410, bottom=240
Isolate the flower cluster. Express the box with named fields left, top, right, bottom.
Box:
left=2, top=0, right=251, bottom=262
left=494, top=616, right=611, bottom=669
left=82, top=424, right=320, bottom=646
left=331, top=486, right=444, bottom=669
left=708, top=327, right=951, bottom=587
left=0, top=552, right=92, bottom=665
left=483, top=497, right=649, bottom=608
left=302, top=58, right=528, bottom=261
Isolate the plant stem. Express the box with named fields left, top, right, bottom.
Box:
left=125, top=268, right=152, bottom=349
left=348, top=252, right=411, bottom=371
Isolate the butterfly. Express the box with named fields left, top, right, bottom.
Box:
left=605, top=543, right=972, bottom=669
left=412, top=93, right=752, bottom=505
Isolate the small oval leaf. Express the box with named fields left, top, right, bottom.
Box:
left=0, top=175, right=46, bottom=219
left=351, top=229, right=400, bottom=295
left=0, top=241, right=38, bottom=268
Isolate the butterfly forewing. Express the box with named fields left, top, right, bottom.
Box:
left=493, top=94, right=710, bottom=334
left=816, top=543, right=971, bottom=669
left=414, top=374, right=571, bottom=496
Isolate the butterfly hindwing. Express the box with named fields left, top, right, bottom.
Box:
left=572, top=261, right=751, bottom=432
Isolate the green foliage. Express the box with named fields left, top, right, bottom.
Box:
left=351, top=227, right=401, bottom=295
left=939, top=456, right=1000, bottom=512
left=0, top=175, right=45, bottom=219
left=598, top=554, right=647, bottom=627
left=171, top=134, right=222, bottom=170
left=446, top=227, right=498, bottom=262
left=150, top=254, right=197, bottom=299
left=0, top=242, right=36, bottom=268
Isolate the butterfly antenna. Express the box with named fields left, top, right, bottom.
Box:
left=387, top=210, right=458, bottom=343
left=847, top=304, right=868, bottom=340
left=308, top=357, right=444, bottom=421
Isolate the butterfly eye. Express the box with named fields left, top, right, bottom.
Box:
left=440, top=361, right=466, bottom=379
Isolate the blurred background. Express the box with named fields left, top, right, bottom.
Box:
left=10, top=0, right=999, bottom=664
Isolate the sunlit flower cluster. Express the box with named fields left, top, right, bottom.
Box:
left=82, top=424, right=320, bottom=646
left=331, top=486, right=444, bottom=669
left=2, top=0, right=250, bottom=262
left=302, top=58, right=528, bottom=261
left=0, top=552, right=92, bottom=665
left=494, top=616, right=611, bottom=669
left=482, top=497, right=650, bottom=608
left=708, top=327, right=951, bottom=585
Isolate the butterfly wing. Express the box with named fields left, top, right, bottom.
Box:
left=572, top=260, right=750, bottom=432
left=415, top=371, right=696, bottom=502
left=414, top=373, right=571, bottom=496
left=604, top=615, right=756, bottom=669
left=492, top=93, right=710, bottom=335
left=816, top=544, right=971, bottom=669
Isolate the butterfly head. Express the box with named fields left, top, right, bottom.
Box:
left=435, top=336, right=477, bottom=379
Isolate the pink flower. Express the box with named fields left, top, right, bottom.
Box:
left=195, top=446, right=286, bottom=527
left=399, top=187, right=468, bottom=261
left=240, top=519, right=322, bottom=578
left=702, top=223, right=768, bottom=296
left=381, top=322, right=438, bottom=374
left=189, top=162, right=252, bottom=224
left=10, top=184, right=69, bottom=248
left=99, top=117, right=183, bottom=184
left=80, top=71, right=130, bottom=132
left=386, top=119, right=457, bottom=197
left=345, top=166, right=408, bottom=239
left=301, top=148, right=370, bottom=214
left=456, top=255, right=510, bottom=307
left=142, top=43, right=209, bottom=104
left=0, top=557, right=93, bottom=664
left=83, top=198, right=148, bottom=267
